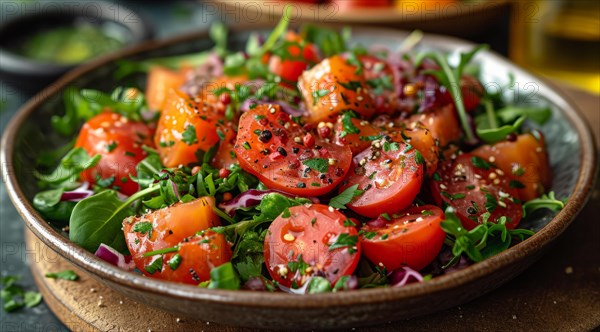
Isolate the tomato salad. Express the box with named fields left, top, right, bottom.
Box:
left=33, top=19, right=565, bottom=293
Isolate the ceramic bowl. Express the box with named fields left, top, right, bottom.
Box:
left=0, top=0, right=153, bottom=93
left=1, top=25, right=597, bottom=329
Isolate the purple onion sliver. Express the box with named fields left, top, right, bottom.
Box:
left=390, top=266, right=424, bottom=287
left=95, top=243, right=136, bottom=271
left=60, top=182, right=94, bottom=202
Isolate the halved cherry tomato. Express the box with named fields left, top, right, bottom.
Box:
left=430, top=153, right=523, bottom=230
left=269, top=32, right=320, bottom=84
left=145, top=66, right=186, bottom=111
left=340, top=137, right=424, bottom=218
left=299, top=55, right=376, bottom=123
left=234, top=104, right=352, bottom=196
left=264, top=204, right=361, bottom=288
left=360, top=205, right=445, bottom=271
left=123, top=197, right=227, bottom=284
left=154, top=90, right=223, bottom=167
left=333, top=116, right=381, bottom=155
left=75, top=111, right=155, bottom=196
left=471, top=131, right=551, bottom=201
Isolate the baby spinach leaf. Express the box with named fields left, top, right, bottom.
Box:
left=34, top=147, right=101, bottom=188
left=32, top=188, right=76, bottom=224
left=69, top=186, right=158, bottom=254
left=208, top=262, right=240, bottom=290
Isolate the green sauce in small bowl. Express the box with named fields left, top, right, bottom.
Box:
left=17, top=23, right=125, bottom=65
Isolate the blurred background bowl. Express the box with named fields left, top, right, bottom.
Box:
left=0, top=0, right=153, bottom=93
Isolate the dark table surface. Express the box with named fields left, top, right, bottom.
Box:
left=1, top=1, right=599, bottom=331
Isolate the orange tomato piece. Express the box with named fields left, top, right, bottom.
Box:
left=471, top=131, right=551, bottom=201
left=299, top=55, right=376, bottom=124
left=145, top=66, right=186, bottom=111
left=154, top=90, right=222, bottom=167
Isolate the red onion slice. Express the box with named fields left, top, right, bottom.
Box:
left=95, top=243, right=136, bottom=271
left=60, top=182, right=93, bottom=202
left=389, top=266, right=424, bottom=287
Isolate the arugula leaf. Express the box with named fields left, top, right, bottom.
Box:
left=477, top=116, right=526, bottom=144
left=496, top=106, right=552, bottom=125
left=132, top=154, right=163, bottom=188
left=45, top=270, right=79, bottom=281
left=329, top=184, right=362, bottom=209
left=208, top=262, right=240, bottom=290
left=522, top=191, right=565, bottom=218
left=70, top=186, right=159, bottom=253
left=441, top=209, right=535, bottom=268
left=34, top=147, right=101, bottom=188
left=415, top=45, right=488, bottom=143
left=210, top=21, right=228, bottom=58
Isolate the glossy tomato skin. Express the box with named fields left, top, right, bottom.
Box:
left=299, top=55, right=376, bottom=124
left=430, top=153, right=523, bottom=230
left=360, top=205, right=445, bottom=271
left=141, top=231, right=231, bottom=285
left=333, top=116, right=382, bottom=155
left=471, top=131, right=551, bottom=201
left=154, top=90, right=223, bottom=167
left=75, top=111, right=155, bottom=196
left=269, top=32, right=320, bottom=84
left=340, top=138, right=424, bottom=218
left=403, top=103, right=462, bottom=148
left=234, top=104, right=352, bottom=196
left=264, top=204, right=361, bottom=288
left=123, top=197, right=227, bottom=284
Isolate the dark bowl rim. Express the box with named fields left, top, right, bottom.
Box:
left=0, top=0, right=154, bottom=74
left=1, top=23, right=597, bottom=310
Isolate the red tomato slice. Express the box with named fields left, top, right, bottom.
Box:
left=360, top=205, right=445, bottom=271
left=430, top=153, right=523, bottom=230
left=264, top=204, right=361, bottom=288
left=123, top=197, right=227, bottom=284
left=340, top=137, right=424, bottom=218
left=234, top=104, right=352, bottom=196
left=75, top=111, right=155, bottom=196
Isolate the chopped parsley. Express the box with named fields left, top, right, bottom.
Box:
left=340, top=112, right=360, bottom=138
left=144, top=256, right=163, bottom=274
left=329, top=233, right=358, bottom=254
left=45, top=270, right=79, bottom=281
left=133, top=222, right=153, bottom=238
left=339, top=80, right=362, bottom=91
left=168, top=254, right=182, bottom=271
left=106, top=141, right=118, bottom=152
left=312, top=89, right=330, bottom=106
left=471, top=156, right=492, bottom=170
left=329, top=184, right=363, bottom=209
left=302, top=158, right=329, bottom=173
left=181, top=124, right=198, bottom=145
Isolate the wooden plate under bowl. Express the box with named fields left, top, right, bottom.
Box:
left=1, top=25, right=597, bottom=329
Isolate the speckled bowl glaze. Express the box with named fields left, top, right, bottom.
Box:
left=1, top=25, right=597, bottom=329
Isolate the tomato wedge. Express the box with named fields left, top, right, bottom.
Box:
left=430, top=153, right=523, bottom=230
left=264, top=204, right=361, bottom=288
left=471, top=131, right=551, bottom=201
left=340, top=137, right=424, bottom=218
left=123, top=197, right=227, bottom=284
left=75, top=111, right=155, bottom=196
left=360, top=205, right=445, bottom=271
left=234, top=104, right=352, bottom=196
